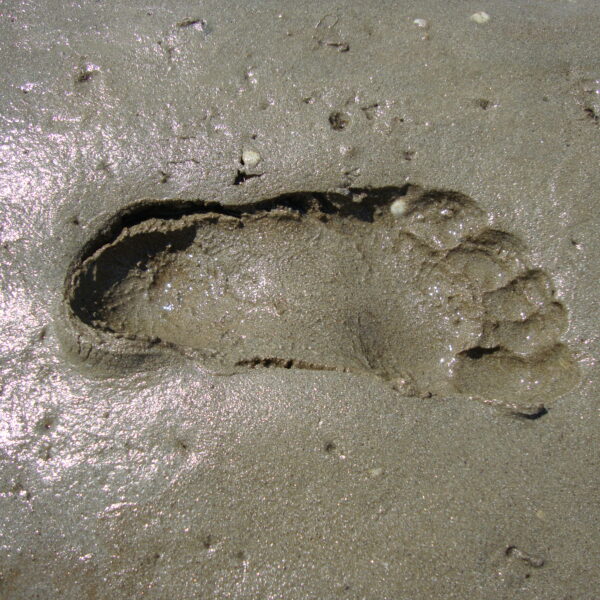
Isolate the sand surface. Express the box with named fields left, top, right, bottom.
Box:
left=1, top=1, right=599, bottom=598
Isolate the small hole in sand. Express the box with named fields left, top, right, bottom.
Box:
left=584, top=107, right=599, bottom=123
left=329, top=111, right=349, bottom=131
left=176, top=439, right=189, bottom=451
left=75, top=70, right=94, bottom=83
left=37, top=416, right=56, bottom=433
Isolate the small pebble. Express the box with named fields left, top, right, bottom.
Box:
left=413, top=18, right=429, bottom=28
left=241, top=149, right=261, bottom=169
left=390, top=198, right=408, bottom=217
left=470, top=11, right=490, bottom=24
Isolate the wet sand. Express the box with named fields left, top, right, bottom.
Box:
left=1, top=1, right=599, bottom=598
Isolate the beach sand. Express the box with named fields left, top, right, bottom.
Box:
left=1, top=1, right=599, bottom=598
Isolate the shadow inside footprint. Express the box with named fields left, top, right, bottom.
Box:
left=66, top=186, right=578, bottom=404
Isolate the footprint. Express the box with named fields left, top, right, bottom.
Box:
left=64, top=186, right=578, bottom=404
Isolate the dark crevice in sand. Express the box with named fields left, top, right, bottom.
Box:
left=235, top=357, right=347, bottom=372
left=461, top=345, right=501, bottom=360
left=233, top=170, right=263, bottom=185
left=512, top=406, right=549, bottom=420
left=71, top=187, right=412, bottom=266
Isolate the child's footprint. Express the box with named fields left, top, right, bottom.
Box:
left=64, top=187, right=578, bottom=405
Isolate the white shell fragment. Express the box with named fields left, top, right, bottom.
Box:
left=470, top=11, right=490, bottom=24
left=390, top=198, right=408, bottom=217
left=242, top=148, right=261, bottom=168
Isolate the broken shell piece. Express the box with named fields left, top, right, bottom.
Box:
left=390, top=198, right=408, bottom=217
left=241, top=149, right=261, bottom=169
left=470, top=11, right=490, bottom=24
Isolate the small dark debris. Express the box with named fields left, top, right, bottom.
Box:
left=361, top=103, right=380, bottom=120
left=584, top=107, right=599, bottom=123
left=159, top=170, right=171, bottom=184
left=341, top=167, right=360, bottom=186
left=476, top=98, right=492, bottom=110
left=324, top=441, right=337, bottom=453
left=75, top=68, right=95, bottom=84
left=403, top=150, right=415, bottom=161
left=36, top=413, right=55, bottom=431
left=202, top=535, right=214, bottom=549
left=11, top=483, right=33, bottom=501
left=329, top=111, right=349, bottom=131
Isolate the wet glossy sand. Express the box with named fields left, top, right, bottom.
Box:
left=1, top=1, right=599, bottom=598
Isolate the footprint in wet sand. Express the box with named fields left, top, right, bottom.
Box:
left=64, top=186, right=578, bottom=406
